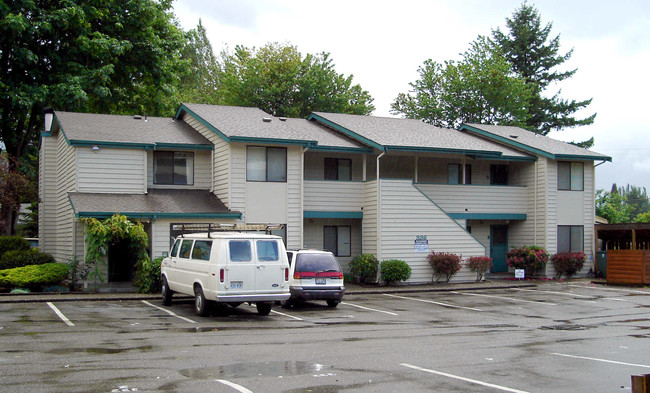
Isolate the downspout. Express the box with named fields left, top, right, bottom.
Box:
left=376, top=151, right=385, bottom=264
left=301, top=146, right=308, bottom=248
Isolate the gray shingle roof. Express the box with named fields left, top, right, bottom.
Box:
left=54, top=111, right=212, bottom=147
left=179, top=103, right=368, bottom=150
left=68, top=189, right=239, bottom=218
left=461, top=123, right=612, bottom=161
left=310, top=112, right=532, bottom=158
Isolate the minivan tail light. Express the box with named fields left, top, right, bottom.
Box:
left=220, top=269, right=225, bottom=283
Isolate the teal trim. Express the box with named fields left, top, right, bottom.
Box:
left=75, top=211, right=242, bottom=220
left=154, top=143, right=213, bottom=151
left=176, top=104, right=231, bottom=142
left=304, top=211, right=363, bottom=219
left=555, top=153, right=612, bottom=162
left=385, top=145, right=502, bottom=157
left=448, top=213, right=527, bottom=220
left=307, top=113, right=385, bottom=151
left=230, top=136, right=316, bottom=147
left=472, top=154, right=537, bottom=162
left=459, top=124, right=555, bottom=159
left=309, top=145, right=374, bottom=153
left=70, top=140, right=154, bottom=150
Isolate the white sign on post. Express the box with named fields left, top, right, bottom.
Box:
left=515, top=269, right=525, bottom=279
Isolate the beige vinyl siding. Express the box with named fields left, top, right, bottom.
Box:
left=362, top=180, right=378, bottom=256
left=509, top=160, right=538, bottom=250
left=583, top=162, right=595, bottom=273
left=77, top=147, right=145, bottom=193
left=145, top=150, right=211, bottom=190
left=414, top=183, right=527, bottom=215
left=151, top=218, right=239, bottom=258
left=545, top=158, right=558, bottom=254
left=304, top=180, right=364, bottom=212
left=286, top=146, right=302, bottom=249
left=39, top=136, right=58, bottom=255
left=54, top=133, right=77, bottom=262
left=182, top=113, right=230, bottom=206
left=230, top=143, right=247, bottom=224
left=74, top=221, right=85, bottom=260
left=379, top=179, right=485, bottom=283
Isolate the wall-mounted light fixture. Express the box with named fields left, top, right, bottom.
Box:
left=92, top=145, right=100, bottom=151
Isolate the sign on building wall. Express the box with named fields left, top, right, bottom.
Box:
left=414, top=235, right=429, bottom=253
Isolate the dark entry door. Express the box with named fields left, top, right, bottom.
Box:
left=108, top=239, right=136, bottom=282
left=490, top=225, right=509, bottom=272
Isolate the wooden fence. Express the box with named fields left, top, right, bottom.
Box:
left=607, top=250, right=650, bottom=285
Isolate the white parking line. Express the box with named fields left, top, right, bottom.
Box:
left=453, top=291, right=557, bottom=306
left=270, top=309, right=304, bottom=321
left=511, top=288, right=594, bottom=299
left=141, top=300, right=197, bottom=324
left=340, top=301, right=399, bottom=316
left=215, top=379, right=253, bottom=393
left=384, top=294, right=482, bottom=311
left=550, top=352, right=650, bottom=369
left=569, top=284, right=649, bottom=295
left=401, top=363, right=530, bottom=393
left=47, top=302, right=74, bottom=327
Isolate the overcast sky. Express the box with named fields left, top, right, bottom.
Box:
left=172, top=0, right=650, bottom=193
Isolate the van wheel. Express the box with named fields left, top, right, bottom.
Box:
left=327, top=299, right=340, bottom=308
left=194, top=286, right=209, bottom=317
left=256, top=302, right=272, bottom=316
left=161, top=277, right=173, bottom=306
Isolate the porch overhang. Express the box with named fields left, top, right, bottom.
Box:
left=304, top=211, right=363, bottom=219
left=448, top=213, right=527, bottom=221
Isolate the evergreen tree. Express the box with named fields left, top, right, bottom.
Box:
left=492, top=3, right=596, bottom=137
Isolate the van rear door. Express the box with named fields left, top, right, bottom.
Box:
left=254, top=239, right=285, bottom=293
left=225, top=239, right=256, bottom=295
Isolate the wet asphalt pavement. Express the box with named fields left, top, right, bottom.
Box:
left=1, top=280, right=649, bottom=392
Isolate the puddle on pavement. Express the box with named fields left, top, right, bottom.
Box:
left=180, top=361, right=329, bottom=379
left=46, top=345, right=153, bottom=355
left=540, top=324, right=591, bottom=331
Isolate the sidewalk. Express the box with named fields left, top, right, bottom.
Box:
left=0, top=279, right=538, bottom=304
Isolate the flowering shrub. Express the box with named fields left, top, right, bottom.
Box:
left=380, top=260, right=412, bottom=286
left=506, top=246, right=548, bottom=276
left=350, top=254, right=379, bottom=283
left=427, top=252, right=462, bottom=283
left=551, top=252, right=586, bottom=278
left=466, top=256, right=493, bottom=282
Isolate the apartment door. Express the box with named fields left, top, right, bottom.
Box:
left=490, top=225, right=509, bottom=272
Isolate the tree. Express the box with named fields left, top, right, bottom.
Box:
left=492, top=2, right=596, bottom=136
left=620, top=185, right=650, bottom=219
left=218, top=42, right=374, bottom=117
left=596, top=189, right=633, bottom=224
left=178, top=19, right=221, bottom=104
left=0, top=154, right=33, bottom=235
left=391, top=36, right=531, bottom=129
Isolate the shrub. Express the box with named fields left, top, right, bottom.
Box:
left=551, top=252, right=586, bottom=278
left=0, top=249, right=56, bottom=270
left=467, top=256, right=493, bottom=282
left=349, top=254, right=379, bottom=283
left=380, top=260, right=412, bottom=285
left=506, top=246, right=548, bottom=276
left=67, top=256, right=90, bottom=291
left=0, top=263, right=69, bottom=290
left=0, top=236, right=30, bottom=258
left=134, top=256, right=163, bottom=294
left=427, top=252, right=462, bottom=283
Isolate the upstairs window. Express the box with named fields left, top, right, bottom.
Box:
left=490, top=164, right=509, bottom=185
left=154, top=151, right=194, bottom=185
left=558, top=162, right=584, bottom=191
left=247, top=146, right=287, bottom=182
left=324, top=158, right=352, bottom=181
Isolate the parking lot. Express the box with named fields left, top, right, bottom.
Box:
left=1, top=281, right=649, bottom=393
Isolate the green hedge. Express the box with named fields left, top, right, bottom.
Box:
left=0, top=236, right=30, bottom=258
left=380, top=259, right=411, bottom=285
left=0, top=263, right=69, bottom=290
left=0, top=249, right=56, bottom=270
left=349, top=254, right=379, bottom=283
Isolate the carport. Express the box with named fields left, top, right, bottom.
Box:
left=595, top=223, right=650, bottom=284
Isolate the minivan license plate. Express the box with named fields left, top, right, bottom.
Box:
left=230, top=281, right=243, bottom=289
left=315, top=278, right=326, bottom=285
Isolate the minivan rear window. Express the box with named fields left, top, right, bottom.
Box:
left=229, top=240, right=252, bottom=262
left=192, top=240, right=212, bottom=261
left=296, top=253, right=341, bottom=272
left=179, top=239, right=193, bottom=259
left=257, top=240, right=279, bottom=261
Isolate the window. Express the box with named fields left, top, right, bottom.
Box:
left=324, top=158, right=352, bottom=181
left=246, top=146, right=287, bottom=182
left=229, top=240, right=252, bottom=262
left=557, top=225, right=584, bottom=253
left=558, top=162, right=584, bottom=191
left=256, top=240, right=279, bottom=261
left=490, top=164, right=509, bottom=185
left=323, top=226, right=351, bottom=257
left=179, top=239, right=193, bottom=259
left=448, top=164, right=471, bottom=184
left=191, top=240, right=212, bottom=261
left=154, top=152, right=194, bottom=185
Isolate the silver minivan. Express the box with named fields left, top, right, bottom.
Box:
left=161, top=232, right=290, bottom=316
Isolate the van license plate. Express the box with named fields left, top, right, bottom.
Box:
left=315, top=278, right=326, bottom=285
left=230, top=281, right=243, bottom=289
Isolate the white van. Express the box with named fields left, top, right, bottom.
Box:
left=160, top=232, right=290, bottom=316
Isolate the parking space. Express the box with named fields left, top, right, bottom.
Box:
left=1, top=283, right=649, bottom=392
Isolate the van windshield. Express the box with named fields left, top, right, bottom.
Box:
left=296, top=253, right=340, bottom=272
left=229, top=240, right=251, bottom=262
left=256, top=240, right=279, bottom=261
